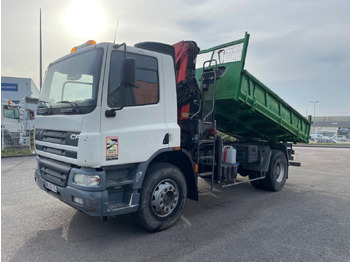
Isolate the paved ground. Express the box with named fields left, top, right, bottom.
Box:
left=1, top=147, right=350, bottom=262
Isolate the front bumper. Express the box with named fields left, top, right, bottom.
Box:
left=34, top=157, right=139, bottom=217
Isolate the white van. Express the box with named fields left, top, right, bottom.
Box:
left=310, top=134, right=327, bottom=141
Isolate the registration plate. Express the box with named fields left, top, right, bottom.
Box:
left=44, top=181, right=57, bottom=193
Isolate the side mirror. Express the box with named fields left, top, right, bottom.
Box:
left=121, top=58, right=136, bottom=87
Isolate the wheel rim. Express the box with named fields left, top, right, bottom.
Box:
left=274, top=159, right=285, bottom=183
left=151, top=179, right=179, bottom=218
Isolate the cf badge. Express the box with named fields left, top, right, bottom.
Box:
left=70, top=134, right=80, bottom=140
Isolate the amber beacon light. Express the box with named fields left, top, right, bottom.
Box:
left=71, top=40, right=97, bottom=53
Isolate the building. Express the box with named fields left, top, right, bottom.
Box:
left=311, top=116, right=350, bottom=139
left=1, top=76, right=39, bottom=102
left=1, top=76, right=40, bottom=147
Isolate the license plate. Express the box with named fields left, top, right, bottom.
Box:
left=44, top=181, right=57, bottom=193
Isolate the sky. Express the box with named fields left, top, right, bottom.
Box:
left=1, top=0, right=349, bottom=116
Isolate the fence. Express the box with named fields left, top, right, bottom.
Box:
left=1, top=128, right=33, bottom=155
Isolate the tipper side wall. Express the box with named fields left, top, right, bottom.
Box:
left=196, top=32, right=311, bottom=143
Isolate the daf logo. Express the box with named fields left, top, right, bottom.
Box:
left=70, top=134, right=79, bottom=140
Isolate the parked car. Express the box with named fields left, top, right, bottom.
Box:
left=317, top=138, right=337, bottom=143
left=333, top=135, right=347, bottom=142
left=310, top=134, right=328, bottom=142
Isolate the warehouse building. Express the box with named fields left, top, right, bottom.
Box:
left=312, top=116, right=350, bottom=140
left=1, top=76, right=39, bottom=102
left=1, top=76, right=40, bottom=148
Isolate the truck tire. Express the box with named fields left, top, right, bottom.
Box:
left=134, top=162, right=187, bottom=232
left=261, top=150, right=287, bottom=191
left=249, top=171, right=264, bottom=189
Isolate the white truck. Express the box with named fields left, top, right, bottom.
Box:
left=18, top=96, right=39, bottom=146
left=1, top=98, right=22, bottom=148
left=33, top=36, right=310, bottom=231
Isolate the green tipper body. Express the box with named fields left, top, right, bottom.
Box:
left=195, top=32, right=311, bottom=143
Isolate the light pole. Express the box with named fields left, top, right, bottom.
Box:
left=332, top=123, right=338, bottom=142
left=310, top=101, right=320, bottom=136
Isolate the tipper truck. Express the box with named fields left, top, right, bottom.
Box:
left=33, top=33, right=311, bottom=231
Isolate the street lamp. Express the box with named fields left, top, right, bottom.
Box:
left=310, top=101, right=320, bottom=136
left=332, top=123, right=338, bottom=142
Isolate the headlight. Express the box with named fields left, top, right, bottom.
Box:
left=73, top=174, right=100, bottom=187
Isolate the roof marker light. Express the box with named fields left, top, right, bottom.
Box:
left=71, top=40, right=97, bottom=53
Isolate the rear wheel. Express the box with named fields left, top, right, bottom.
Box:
left=261, top=150, right=288, bottom=191
left=134, top=162, right=187, bottom=232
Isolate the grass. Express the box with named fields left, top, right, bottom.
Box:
left=1, top=148, right=34, bottom=157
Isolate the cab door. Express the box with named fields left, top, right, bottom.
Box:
left=100, top=48, right=168, bottom=166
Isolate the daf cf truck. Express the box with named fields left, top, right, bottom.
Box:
left=33, top=33, right=311, bottom=231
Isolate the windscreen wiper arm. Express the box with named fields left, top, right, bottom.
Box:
left=57, top=101, right=78, bottom=108
left=38, top=100, right=53, bottom=115
left=38, top=100, right=52, bottom=109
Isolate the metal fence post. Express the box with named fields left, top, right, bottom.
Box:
left=1, top=128, right=4, bottom=150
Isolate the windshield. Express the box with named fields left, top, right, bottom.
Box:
left=3, top=105, right=20, bottom=119
left=38, top=48, right=103, bottom=115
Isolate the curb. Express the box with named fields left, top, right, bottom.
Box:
left=1, top=154, right=36, bottom=159
left=294, top=144, right=350, bottom=148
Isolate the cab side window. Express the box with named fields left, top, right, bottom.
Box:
left=108, top=52, right=159, bottom=108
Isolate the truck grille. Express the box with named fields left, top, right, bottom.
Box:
left=35, top=129, right=80, bottom=147
left=35, top=145, right=77, bottom=159
left=35, top=129, right=80, bottom=159
left=39, top=157, right=72, bottom=187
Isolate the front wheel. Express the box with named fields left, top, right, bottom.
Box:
left=134, top=162, right=187, bottom=232
left=261, top=150, right=288, bottom=191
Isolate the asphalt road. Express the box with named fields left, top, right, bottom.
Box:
left=2, top=147, right=350, bottom=262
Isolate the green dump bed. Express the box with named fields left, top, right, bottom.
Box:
left=195, top=33, right=311, bottom=143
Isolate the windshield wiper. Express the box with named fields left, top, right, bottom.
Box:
left=57, top=101, right=80, bottom=113
left=38, top=100, right=52, bottom=109
left=57, top=101, right=79, bottom=107
left=38, top=100, right=53, bottom=115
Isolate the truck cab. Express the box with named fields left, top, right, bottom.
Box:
left=1, top=99, right=22, bottom=147
left=34, top=41, right=193, bottom=230
left=36, top=42, right=180, bottom=166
